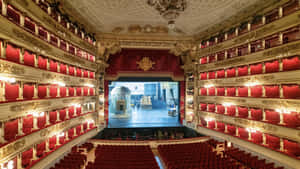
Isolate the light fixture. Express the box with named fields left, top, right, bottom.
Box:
left=244, top=81, right=260, bottom=87
left=2, top=160, right=14, bottom=169
left=85, top=83, right=94, bottom=88
left=187, top=111, right=194, bottom=115
left=87, top=119, right=94, bottom=124
left=58, top=132, right=65, bottom=137
left=53, top=81, right=66, bottom=86
left=246, top=127, right=258, bottom=133
left=204, top=117, right=215, bottom=122
left=147, top=0, right=187, bottom=30
left=275, top=108, right=292, bottom=114
left=204, top=84, right=214, bottom=88
left=71, top=103, right=81, bottom=108
left=222, top=102, right=234, bottom=107
left=0, top=76, right=16, bottom=83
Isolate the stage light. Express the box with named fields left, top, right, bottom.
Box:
left=85, top=83, right=94, bottom=87
left=204, top=84, right=214, bottom=88
left=222, top=102, right=234, bottom=107
left=244, top=81, right=260, bottom=87
left=0, top=76, right=16, bottom=83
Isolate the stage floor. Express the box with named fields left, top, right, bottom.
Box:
left=108, top=107, right=181, bottom=128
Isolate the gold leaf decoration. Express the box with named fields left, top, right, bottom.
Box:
left=136, top=57, right=155, bottom=71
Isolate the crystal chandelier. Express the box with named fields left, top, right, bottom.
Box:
left=147, top=0, right=187, bottom=29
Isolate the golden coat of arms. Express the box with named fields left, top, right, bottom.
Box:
left=136, top=57, right=155, bottom=71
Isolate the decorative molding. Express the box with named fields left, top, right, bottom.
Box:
left=198, top=111, right=300, bottom=143
left=0, top=112, right=97, bottom=163
left=0, top=15, right=97, bottom=71
left=192, top=126, right=300, bottom=169
left=197, top=95, right=300, bottom=113
left=197, top=70, right=300, bottom=87
left=197, top=40, right=300, bottom=72
left=0, top=59, right=97, bottom=86
left=11, top=0, right=96, bottom=54
left=0, top=96, right=97, bottom=121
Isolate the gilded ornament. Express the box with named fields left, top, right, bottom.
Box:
left=13, top=140, right=25, bottom=151
left=136, top=57, right=155, bottom=71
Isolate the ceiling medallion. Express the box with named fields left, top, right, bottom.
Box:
left=136, top=57, right=155, bottom=71
left=147, top=0, right=187, bottom=30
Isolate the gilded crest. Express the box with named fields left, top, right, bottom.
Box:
left=136, top=57, right=155, bottom=71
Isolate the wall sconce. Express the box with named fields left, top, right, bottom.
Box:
left=275, top=108, right=292, bottom=114
left=222, top=102, right=234, bottom=107
left=2, top=160, right=14, bottom=169
left=87, top=119, right=94, bottom=124
left=204, top=84, right=214, bottom=88
left=204, top=117, right=215, bottom=122
left=71, top=103, right=81, bottom=108
left=244, top=81, right=260, bottom=87
left=246, top=127, right=258, bottom=133
left=58, top=132, right=65, bottom=137
left=85, top=84, right=94, bottom=87
left=187, top=111, right=194, bottom=115
left=30, top=111, right=44, bottom=117
left=0, top=76, right=16, bottom=83
left=53, top=81, right=66, bottom=86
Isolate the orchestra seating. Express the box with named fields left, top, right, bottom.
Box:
left=85, top=145, right=159, bottom=169
left=158, top=140, right=284, bottom=169
left=50, top=151, right=86, bottom=169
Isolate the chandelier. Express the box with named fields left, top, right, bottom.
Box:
left=147, top=0, right=187, bottom=29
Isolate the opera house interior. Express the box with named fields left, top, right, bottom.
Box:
left=0, top=0, right=300, bottom=169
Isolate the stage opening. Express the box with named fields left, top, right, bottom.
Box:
left=108, top=81, right=182, bottom=128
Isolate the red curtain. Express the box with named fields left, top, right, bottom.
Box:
left=238, top=107, right=248, bottom=118
left=227, top=125, right=236, bottom=135
left=238, top=87, right=248, bottom=97
left=208, top=104, right=215, bottom=112
left=23, top=115, right=33, bottom=134
left=265, top=85, right=280, bottom=98
left=200, top=72, right=207, bottom=80
left=49, top=85, right=57, bottom=98
left=226, top=68, right=236, bottom=77
left=4, top=119, right=18, bottom=141
left=49, top=136, right=56, bottom=150
left=250, top=108, right=263, bottom=120
left=22, top=148, right=33, bottom=167
left=265, top=60, right=279, bottom=73
left=5, top=83, right=19, bottom=101
left=90, top=72, right=95, bottom=79
left=6, top=44, right=20, bottom=63
left=68, top=129, right=74, bottom=139
left=83, top=70, right=89, bottom=78
left=104, top=80, right=109, bottom=125
left=217, top=70, right=225, bottom=78
left=200, top=103, right=207, bottom=111
left=23, top=84, right=34, bottom=100
left=68, top=107, right=75, bottom=118
left=60, top=87, right=66, bottom=97
left=208, top=71, right=215, bottom=79
left=76, top=87, right=82, bottom=96
left=283, top=56, right=300, bottom=71
left=37, top=141, right=46, bottom=157
left=238, top=66, right=248, bottom=76
left=216, top=122, right=225, bottom=132
left=250, top=63, right=263, bottom=75
left=208, top=87, right=215, bottom=96
left=69, top=87, right=75, bottom=96
left=251, top=131, right=263, bottom=144
left=49, top=111, right=57, bottom=124
left=38, top=85, right=47, bottom=98
left=76, top=126, right=82, bottom=135
left=216, top=105, right=225, bottom=114
left=23, top=51, right=35, bottom=67
left=217, top=88, right=225, bottom=96
left=83, top=87, right=89, bottom=96
left=60, top=64, right=67, bottom=74
left=283, top=85, right=300, bottom=99
left=76, top=68, right=82, bottom=77
left=283, top=111, right=300, bottom=127
left=49, top=60, right=58, bottom=72
left=265, top=110, right=280, bottom=124
left=76, top=107, right=82, bottom=115
left=38, top=56, right=47, bottom=70
left=200, top=88, right=207, bottom=96
left=227, top=106, right=236, bottom=116
left=250, top=85, right=262, bottom=97
left=238, top=128, right=249, bottom=140
left=284, top=139, right=300, bottom=157
left=89, top=88, right=94, bottom=96
left=59, top=109, right=66, bottom=121
left=37, top=115, right=46, bottom=128
left=106, top=49, right=184, bottom=79
left=227, top=87, right=236, bottom=96
left=69, top=66, right=75, bottom=76
left=266, top=134, right=280, bottom=150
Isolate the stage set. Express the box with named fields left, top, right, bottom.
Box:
left=104, top=49, right=186, bottom=128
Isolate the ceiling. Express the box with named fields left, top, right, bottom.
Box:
left=64, top=0, right=261, bottom=36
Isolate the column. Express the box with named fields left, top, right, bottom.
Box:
left=46, top=58, right=50, bottom=70
left=248, top=43, right=251, bottom=54
left=20, top=13, right=25, bottom=27
left=65, top=132, right=69, bottom=141
left=2, top=41, right=7, bottom=59
left=280, top=138, right=284, bottom=151
left=1, top=0, right=7, bottom=16
left=34, top=54, right=38, bottom=68
left=279, top=6, right=283, bottom=18
left=58, top=14, right=61, bottom=23
left=17, top=153, right=22, bottom=169
left=33, top=83, right=38, bottom=99
left=0, top=122, right=6, bottom=143
left=248, top=131, right=251, bottom=140
left=262, top=109, right=266, bottom=121
left=18, top=82, right=24, bottom=100
left=224, top=125, right=228, bottom=133
left=33, top=116, right=38, bottom=130
left=47, top=32, right=51, bottom=42
left=32, top=144, right=37, bottom=160
left=66, top=109, right=69, bottom=119
left=46, top=85, right=50, bottom=98
left=248, top=109, right=251, bottom=119
left=262, top=39, right=266, bottom=49
left=262, top=15, right=266, bottom=25
left=67, top=22, right=70, bottom=29
left=18, top=117, right=24, bottom=136
left=35, top=24, right=39, bottom=36
left=262, top=133, right=266, bottom=145
left=279, top=32, right=283, bottom=44
left=279, top=85, right=283, bottom=98
left=279, top=112, right=284, bottom=125
left=57, top=39, right=61, bottom=48
left=45, top=111, right=50, bottom=126
left=66, top=43, right=70, bottom=52
left=57, top=111, right=60, bottom=122
left=235, top=28, right=239, bottom=36
left=57, top=86, right=61, bottom=97
left=80, top=125, right=84, bottom=133
left=224, top=33, right=228, bottom=41
left=74, top=128, right=77, bottom=136
left=45, top=139, right=50, bottom=152
left=0, top=82, right=6, bottom=102
left=235, top=127, right=239, bottom=137
left=247, top=23, right=251, bottom=32
left=56, top=135, right=60, bottom=146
